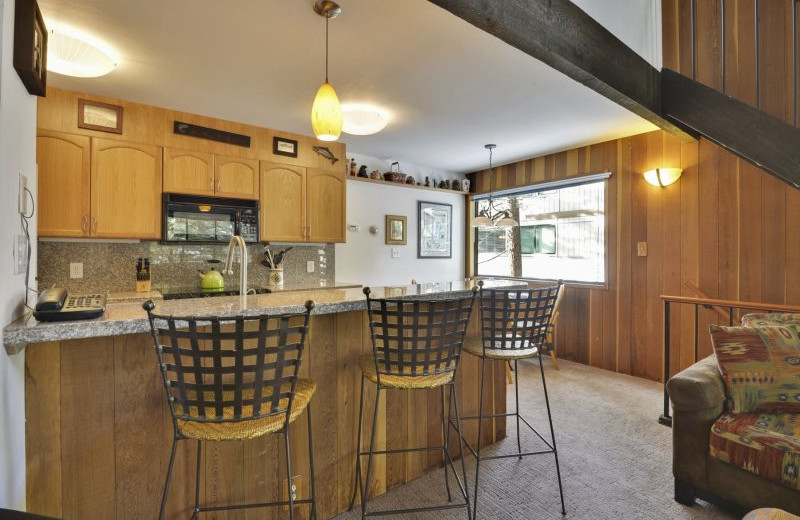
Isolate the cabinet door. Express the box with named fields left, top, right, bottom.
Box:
left=37, top=131, right=91, bottom=237
left=260, top=162, right=306, bottom=242
left=163, top=148, right=214, bottom=196
left=306, top=168, right=346, bottom=243
left=215, top=155, right=259, bottom=199
left=91, top=139, right=162, bottom=239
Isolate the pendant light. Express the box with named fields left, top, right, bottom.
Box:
left=474, top=144, right=519, bottom=228
left=311, top=1, right=343, bottom=142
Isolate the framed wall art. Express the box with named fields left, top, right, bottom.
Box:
left=385, top=215, right=407, bottom=245
left=13, top=0, right=48, bottom=97
left=273, top=136, right=299, bottom=158
left=78, top=99, right=124, bottom=134
left=418, top=201, right=452, bottom=258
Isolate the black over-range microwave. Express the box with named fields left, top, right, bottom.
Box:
left=162, top=194, right=259, bottom=244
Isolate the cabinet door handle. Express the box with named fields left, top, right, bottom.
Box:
left=82, top=215, right=88, bottom=233
left=216, top=179, right=221, bottom=192
left=92, top=218, right=98, bottom=234
left=209, top=177, right=214, bottom=191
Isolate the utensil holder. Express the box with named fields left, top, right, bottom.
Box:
left=268, top=268, right=284, bottom=287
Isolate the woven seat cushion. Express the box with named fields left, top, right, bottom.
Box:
left=357, top=354, right=453, bottom=389
left=462, top=338, right=539, bottom=360
left=710, top=325, right=800, bottom=413
left=710, top=412, right=800, bottom=491
left=176, top=379, right=316, bottom=441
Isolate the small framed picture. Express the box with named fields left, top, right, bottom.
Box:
left=12, top=0, right=48, bottom=97
left=418, top=201, right=452, bottom=259
left=385, top=215, right=407, bottom=245
left=78, top=99, right=123, bottom=134
left=273, top=136, right=298, bottom=158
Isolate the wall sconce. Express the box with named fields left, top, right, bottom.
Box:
left=643, top=167, right=682, bottom=187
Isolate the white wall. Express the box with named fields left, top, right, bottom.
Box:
left=335, top=179, right=465, bottom=287
left=0, top=0, right=38, bottom=509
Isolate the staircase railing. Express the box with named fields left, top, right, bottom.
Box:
left=658, top=294, right=800, bottom=427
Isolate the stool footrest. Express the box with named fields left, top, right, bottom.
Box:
left=195, top=498, right=314, bottom=514
left=357, top=445, right=446, bottom=456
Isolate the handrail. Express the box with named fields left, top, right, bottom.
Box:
left=661, top=294, right=800, bottom=314
left=682, top=281, right=731, bottom=323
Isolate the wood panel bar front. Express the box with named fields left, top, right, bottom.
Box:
left=25, top=310, right=506, bottom=520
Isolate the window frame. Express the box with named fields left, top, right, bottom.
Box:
left=470, top=172, right=611, bottom=289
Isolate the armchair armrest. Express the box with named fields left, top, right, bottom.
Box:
left=666, top=355, right=726, bottom=412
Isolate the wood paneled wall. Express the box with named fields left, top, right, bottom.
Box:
left=468, top=129, right=800, bottom=382
left=662, top=0, right=799, bottom=127
left=37, top=88, right=346, bottom=173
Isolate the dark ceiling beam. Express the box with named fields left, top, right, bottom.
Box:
left=662, top=69, right=800, bottom=189
left=426, top=0, right=693, bottom=140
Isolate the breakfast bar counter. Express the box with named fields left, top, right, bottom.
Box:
left=14, top=280, right=519, bottom=520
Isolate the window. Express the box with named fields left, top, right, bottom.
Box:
left=474, top=175, right=607, bottom=284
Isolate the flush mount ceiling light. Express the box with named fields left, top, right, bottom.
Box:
left=342, top=104, right=390, bottom=135
left=474, top=144, right=519, bottom=228
left=47, top=26, right=117, bottom=78
left=643, top=167, right=682, bottom=187
left=310, top=0, right=343, bottom=142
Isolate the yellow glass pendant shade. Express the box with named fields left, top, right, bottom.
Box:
left=311, top=82, right=342, bottom=141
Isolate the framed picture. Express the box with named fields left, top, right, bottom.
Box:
left=418, top=201, right=452, bottom=258
left=78, top=99, right=124, bottom=134
left=273, top=136, right=299, bottom=158
left=385, top=215, right=407, bottom=245
left=13, top=0, right=48, bottom=97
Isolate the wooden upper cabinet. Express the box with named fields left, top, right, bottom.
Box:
left=306, top=168, right=346, bottom=243
left=163, top=148, right=214, bottom=196
left=215, top=155, right=259, bottom=199
left=260, top=161, right=306, bottom=242
left=91, top=139, right=162, bottom=239
left=37, top=131, right=91, bottom=237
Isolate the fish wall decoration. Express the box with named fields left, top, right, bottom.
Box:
left=313, top=146, right=339, bottom=165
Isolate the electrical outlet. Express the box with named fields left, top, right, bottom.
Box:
left=391, top=248, right=400, bottom=258
left=637, top=242, right=648, bottom=257
left=70, top=262, right=84, bottom=279
left=306, top=260, right=315, bottom=273
left=18, top=173, right=27, bottom=215
left=281, top=475, right=302, bottom=511
left=13, top=235, right=27, bottom=275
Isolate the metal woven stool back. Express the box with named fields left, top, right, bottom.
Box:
left=479, top=281, right=563, bottom=352
left=364, top=286, right=477, bottom=381
left=143, top=300, right=314, bottom=428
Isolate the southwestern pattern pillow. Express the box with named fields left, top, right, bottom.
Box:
left=742, top=313, right=800, bottom=329
left=710, top=325, right=800, bottom=413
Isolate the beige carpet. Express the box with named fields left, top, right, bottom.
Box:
left=333, top=359, right=739, bottom=520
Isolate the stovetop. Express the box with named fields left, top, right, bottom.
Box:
left=159, top=286, right=273, bottom=300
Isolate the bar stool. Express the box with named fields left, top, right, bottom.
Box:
left=143, top=300, right=317, bottom=520
left=348, top=286, right=477, bottom=519
left=463, top=281, right=566, bottom=518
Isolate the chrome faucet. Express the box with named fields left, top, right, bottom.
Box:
left=223, top=235, right=248, bottom=295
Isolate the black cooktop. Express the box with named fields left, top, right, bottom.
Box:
left=159, top=286, right=273, bottom=300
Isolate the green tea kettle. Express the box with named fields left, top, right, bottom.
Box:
left=198, top=260, right=225, bottom=290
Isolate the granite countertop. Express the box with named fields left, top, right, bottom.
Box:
left=3, top=279, right=525, bottom=354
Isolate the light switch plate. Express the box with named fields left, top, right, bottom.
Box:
left=13, top=235, right=27, bottom=275
left=391, top=248, right=400, bottom=258
left=70, top=262, right=84, bottom=279
left=637, top=242, right=648, bottom=257
left=306, top=260, right=315, bottom=273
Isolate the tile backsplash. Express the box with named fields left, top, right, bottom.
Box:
left=38, top=241, right=335, bottom=293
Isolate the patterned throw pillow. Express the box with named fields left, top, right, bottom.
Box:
left=742, top=313, right=800, bottom=329
left=710, top=325, right=800, bottom=413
